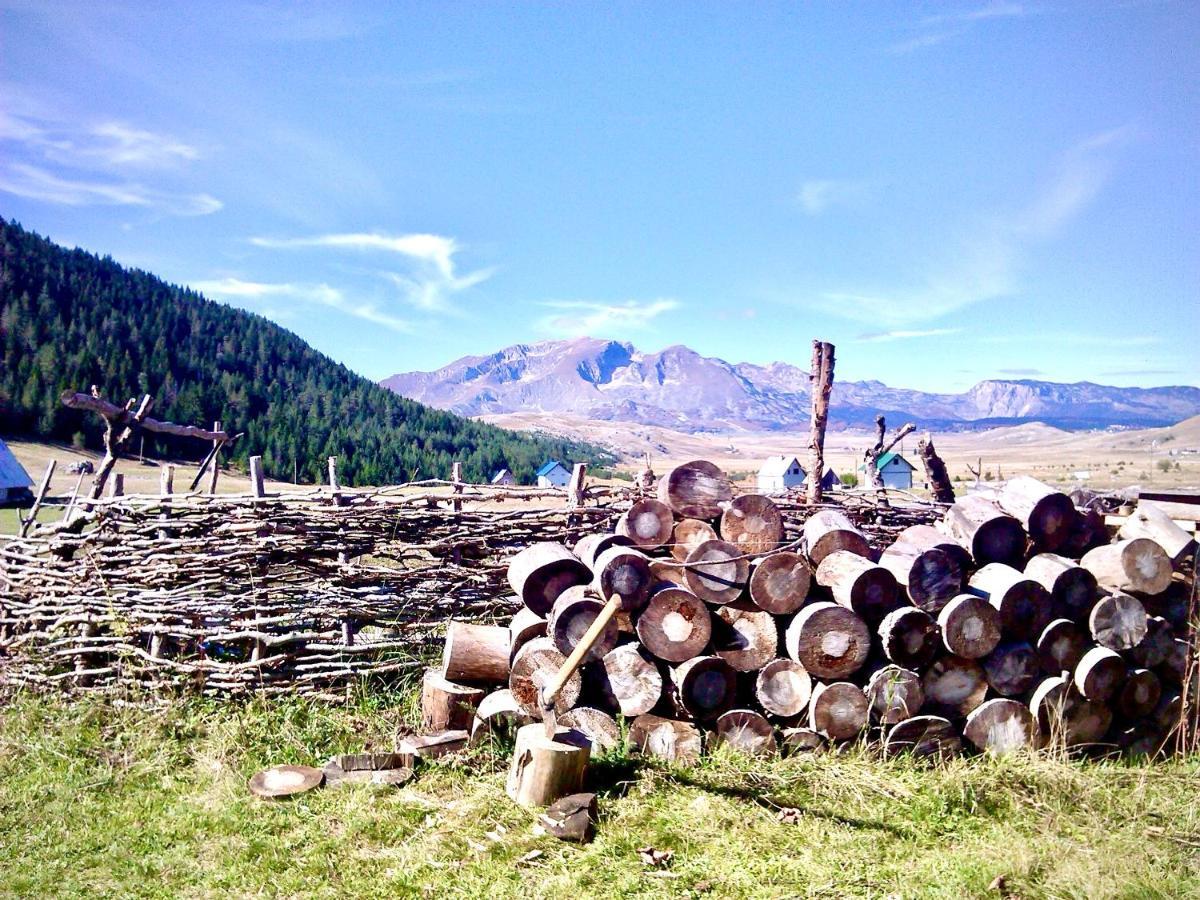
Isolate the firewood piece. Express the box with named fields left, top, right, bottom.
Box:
left=548, top=586, right=619, bottom=663
left=1116, top=668, right=1162, bottom=720
left=714, top=709, right=778, bottom=757
left=559, top=707, right=622, bottom=754
left=865, top=665, right=924, bottom=725
left=1130, top=616, right=1174, bottom=669
left=878, top=607, right=940, bottom=670
left=671, top=519, right=718, bottom=563
left=943, top=495, right=1026, bottom=567
left=997, top=476, right=1077, bottom=552
left=331, top=752, right=408, bottom=772
left=1036, top=618, right=1089, bottom=675
left=636, top=586, right=712, bottom=663
left=684, top=539, right=749, bottom=605
left=808, top=681, right=869, bottom=741
left=443, top=621, right=511, bottom=684
left=509, top=608, right=547, bottom=661
left=720, top=494, right=784, bottom=556
left=538, top=792, right=597, bottom=843
left=574, top=533, right=633, bottom=568
left=1074, top=646, right=1127, bottom=702
left=755, top=659, right=813, bottom=718
left=323, top=762, right=415, bottom=789
left=780, top=727, right=826, bottom=755
left=1024, top=553, right=1099, bottom=623
left=748, top=551, right=811, bottom=615
left=816, top=550, right=901, bottom=624
left=648, top=558, right=689, bottom=589
left=1029, top=676, right=1112, bottom=746
left=249, top=764, right=324, bottom=799
left=1118, top=502, right=1197, bottom=567
left=672, top=655, right=737, bottom=721
left=878, top=543, right=962, bottom=614
left=883, top=715, right=961, bottom=759
left=657, top=459, right=733, bottom=519
left=507, top=543, right=592, bottom=615
left=628, top=714, right=703, bottom=764
left=506, top=724, right=591, bottom=808
left=1089, top=592, right=1149, bottom=651
left=591, top=546, right=653, bottom=612
left=510, top=637, right=582, bottom=716
left=802, top=510, right=870, bottom=566
left=967, top=563, right=1054, bottom=642
left=421, top=669, right=486, bottom=732
left=922, top=655, right=988, bottom=718
left=396, top=730, right=469, bottom=766
left=1158, top=639, right=1190, bottom=686
left=784, top=601, right=870, bottom=679
left=470, top=689, right=534, bottom=745
left=895, top=524, right=973, bottom=578
left=1151, top=691, right=1182, bottom=732
left=711, top=602, right=779, bottom=672
left=981, top=642, right=1041, bottom=697
left=963, top=699, right=1038, bottom=753
left=595, top=644, right=663, bottom=716
left=1080, top=539, right=1172, bottom=596
left=616, top=498, right=675, bottom=550
left=937, top=594, right=1002, bottom=659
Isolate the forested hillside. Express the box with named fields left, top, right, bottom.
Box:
left=0, top=218, right=612, bottom=485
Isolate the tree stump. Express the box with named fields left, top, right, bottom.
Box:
left=808, top=681, right=869, bottom=741
left=964, top=699, right=1038, bottom=753
left=617, top=498, right=675, bottom=550
left=720, top=494, right=784, bottom=556
left=802, top=509, right=870, bottom=566
left=506, top=724, right=591, bottom=808
left=1080, top=539, right=1172, bottom=596
left=443, top=621, right=512, bottom=684
left=657, top=460, right=733, bottom=519
left=878, top=543, right=962, bottom=614
left=943, top=494, right=1026, bottom=567
left=510, top=637, right=582, bottom=716
left=1074, top=646, right=1127, bottom=702
left=784, top=601, right=871, bottom=679
left=922, top=655, right=988, bottom=718
left=591, top=546, right=653, bottom=612
left=636, top=586, right=712, bottom=662
left=711, top=602, right=779, bottom=672
left=981, top=641, right=1041, bottom=697
left=1089, top=592, right=1149, bottom=651
left=714, top=709, right=777, bottom=756
left=816, top=550, right=901, bottom=624
left=628, top=714, right=703, bottom=764
left=755, top=659, right=813, bottom=719
left=507, top=543, right=592, bottom=615
left=671, top=518, right=718, bottom=563
left=594, top=643, right=663, bottom=716
left=421, top=669, right=486, bottom=732
left=997, top=476, right=1077, bottom=552
left=865, top=664, right=924, bottom=725
left=878, top=607, right=940, bottom=670
left=672, top=655, right=737, bottom=721
left=748, top=551, right=811, bottom=614
left=548, top=586, right=619, bottom=662
left=1036, top=618, right=1089, bottom=675
left=937, top=594, right=1002, bottom=659
left=883, top=715, right=961, bottom=759
left=684, top=539, right=749, bottom=605
left=559, top=707, right=622, bottom=754
left=967, top=563, right=1054, bottom=642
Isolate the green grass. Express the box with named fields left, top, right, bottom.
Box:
left=1, top=689, right=1198, bottom=899
left=0, top=506, right=60, bottom=536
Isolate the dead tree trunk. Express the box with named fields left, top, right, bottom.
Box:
left=806, top=340, right=835, bottom=505
left=863, top=416, right=915, bottom=507
left=916, top=433, right=955, bottom=504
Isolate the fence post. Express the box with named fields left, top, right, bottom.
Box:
left=107, top=473, right=124, bottom=498
left=249, top=456, right=265, bottom=498
left=208, top=421, right=222, bottom=495
left=156, top=463, right=175, bottom=542
left=567, top=463, right=587, bottom=509
left=450, top=461, right=464, bottom=564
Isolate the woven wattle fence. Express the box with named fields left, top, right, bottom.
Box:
left=0, top=478, right=940, bottom=700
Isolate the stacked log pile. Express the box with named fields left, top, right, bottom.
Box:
left=431, top=466, right=1197, bottom=761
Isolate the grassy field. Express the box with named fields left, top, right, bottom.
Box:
left=1, top=688, right=1198, bottom=899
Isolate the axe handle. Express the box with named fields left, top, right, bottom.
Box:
left=542, top=594, right=622, bottom=705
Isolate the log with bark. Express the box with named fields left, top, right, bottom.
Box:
left=672, top=655, right=738, bottom=721
left=784, top=601, right=871, bottom=679
left=963, top=698, right=1038, bottom=753
left=506, top=724, right=591, bottom=808
left=657, top=460, right=733, bottom=519
left=616, top=498, right=675, bottom=550
left=895, top=524, right=973, bottom=578
left=808, top=681, right=869, bottom=741
left=967, top=563, right=1054, bottom=642
left=684, top=539, right=749, bottom=605
left=865, top=664, right=924, bottom=725
left=591, top=546, right=654, bottom=611
left=1130, top=615, right=1175, bottom=668
left=1115, top=668, right=1162, bottom=720
left=747, top=551, right=811, bottom=615
left=719, top=494, right=784, bottom=556
left=443, top=621, right=511, bottom=684
left=816, top=550, right=901, bottom=624
left=1117, top=502, right=1197, bottom=567
left=803, top=510, right=871, bottom=566
left=1074, top=646, right=1127, bottom=702
left=592, top=643, right=663, bottom=717
left=635, top=586, right=712, bottom=662
left=1080, top=539, right=1172, bottom=596
left=670, top=519, right=718, bottom=563
left=997, top=476, right=1077, bottom=552
left=711, top=602, right=779, bottom=672
left=1024, top=553, right=1099, bottom=623
left=574, top=533, right=633, bottom=568
left=510, top=637, right=582, bottom=716
left=877, top=542, right=962, bottom=614
left=1036, top=618, right=1090, bottom=675
left=878, top=607, right=940, bottom=670
left=981, top=641, right=1041, bottom=697
left=713, top=709, right=777, bottom=757
left=507, top=543, right=592, bottom=615
left=509, top=608, right=548, bottom=662
left=548, top=587, right=620, bottom=662
left=883, top=715, right=961, bottom=759
left=937, top=594, right=1002, bottom=659
left=1089, top=592, right=1149, bottom=651
left=559, top=707, right=622, bottom=754
left=628, top=714, right=703, bottom=764
left=942, top=494, right=1026, bottom=568
left=470, top=689, right=533, bottom=745
left=922, top=655, right=989, bottom=718
left=755, top=658, right=813, bottom=718
left=421, top=669, right=486, bottom=731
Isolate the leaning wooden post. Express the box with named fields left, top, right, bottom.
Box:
left=18, top=459, right=56, bottom=538
left=806, top=340, right=835, bottom=504
left=917, top=433, right=956, bottom=504
left=107, top=473, right=125, bottom=498
left=249, top=456, right=266, bottom=498
left=567, top=463, right=587, bottom=509
left=208, top=421, right=223, bottom=495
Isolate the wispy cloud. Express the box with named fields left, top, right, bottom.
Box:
left=0, top=162, right=221, bottom=215
left=250, top=231, right=493, bottom=314
left=997, top=367, right=1045, bottom=376
left=537, top=299, right=680, bottom=337
left=190, top=277, right=411, bottom=332
left=798, top=179, right=874, bottom=215
left=855, top=327, right=962, bottom=343
left=920, top=2, right=1031, bottom=27
left=890, top=2, right=1033, bottom=54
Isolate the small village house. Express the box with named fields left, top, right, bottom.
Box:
left=0, top=439, right=35, bottom=504
left=862, top=451, right=916, bottom=490
left=757, top=456, right=806, bottom=494
left=816, top=466, right=842, bottom=492
left=490, top=468, right=515, bottom=486
left=535, top=460, right=572, bottom=489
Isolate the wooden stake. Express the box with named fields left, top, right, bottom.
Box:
left=208, top=421, right=222, bottom=495
left=18, top=459, right=55, bottom=538
left=249, top=455, right=266, bottom=497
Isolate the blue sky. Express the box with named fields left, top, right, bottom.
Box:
left=2, top=0, right=1196, bottom=392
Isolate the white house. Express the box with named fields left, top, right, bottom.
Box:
left=864, top=452, right=916, bottom=490
left=535, top=460, right=572, bottom=489
left=0, top=439, right=34, bottom=504
left=490, top=468, right=515, bottom=486
left=757, top=456, right=806, bottom=494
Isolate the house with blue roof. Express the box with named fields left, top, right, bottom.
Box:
left=535, top=460, right=572, bottom=488
left=0, top=439, right=34, bottom=504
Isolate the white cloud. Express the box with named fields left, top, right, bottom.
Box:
left=891, top=2, right=1032, bottom=54
left=0, top=162, right=221, bottom=215
left=855, top=328, right=963, bottom=343
left=798, top=179, right=873, bottom=215
left=537, top=299, right=680, bottom=337
left=920, top=2, right=1030, bottom=27
left=190, top=277, right=411, bottom=332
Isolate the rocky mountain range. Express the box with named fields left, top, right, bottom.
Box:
left=381, top=338, right=1200, bottom=433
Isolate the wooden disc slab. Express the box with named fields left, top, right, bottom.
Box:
left=249, top=764, right=324, bottom=799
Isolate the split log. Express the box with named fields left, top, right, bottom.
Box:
left=748, top=551, right=811, bottom=615
left=469, top=689, right=533, bottom=745
left=784, top=601, right=871, bottom=679
left=1116, top=668, right=1162, bottom=720
left=591, top=546, right=653, bottom=611
left=878, top=543, right=961, bottom=614
left=670, top=519, right=718, bottom=563
left=628, top=714, right=703, bottom=764
left=1036, top=618, right=1089, bottom=674
left=780, top=727, right=826, bottom=754
left=594, top=644, right=662, bottom=716
left=657, top=460, right=733, bottom=519
left=711, top=602, right=779, bottom=672
left=713, top=709, right=777, bottom=757
left=397, top=731, right=469, bottom=766
left=636, top=586, right=712, bottom=662
left=1130, top=615, right=1174, bottom=668
left=672, top=655, right=737, bottom=721
left=1089, top=592, right=1149, bottom=651
left=755, top=659, right=813, bottom=718
left=684, top=539, right=749, bottom=605
left=1029, top=675, right=1112, bottom=746
left=1074, top=646, right=1127, bottom=702
left=878, top=607, right=939, bottom=670
left=509, top=608, right=547, bottom=661
left=916, top=434, right=956, bottom=504
left=574, top=533, right=633, bottom=568
left=967, top=563, right=1054, bottom=642
left=963, top=699, right=1038, bottom=753
left=506, top=724, right=591, bottom=808
left=883, top=715, right=961, bottom=759
left=507, top=543, right=592, bottom=615
left=1118, top=502, right=1197, bottom=567
left=865, top=665, right=924, bottom=725
left=549, top=587, right=619, bottom=662
left=997, top=476, right=1077, bottom=552
left=1080, top=539, right=1172, bottom=596
left=806, top=339, right=835, bottom=504
left=894, top=524, right=973, bottom=578
left=539, top=792, right=597, bottom=843
left=443, top=621, right=511, bottom=684
left=1024, top=553, right=1099, bottom=623
left=559, top=707, right=622, bottom=754
left=616, top=498, right=675, bottom=550
left=937, top=594, right=1002, bottom=659
left=421, top=669, right=486, bottom=732
left=922, top=655, right=989, bottom=718
left=808, top=681, right=869, bottom=741
left=943, top=495, right=1026, bottom=567
left=719, top=494, right=784, bottom=556
left=510, top=637, right=582, bottom=716
left=981, top=641, right=1041, bottom=697
left=802, top=510, right=870, bottom=566
left=248, top=765, right=324, bottom=799
left=816, top=550, right=900, bottom=624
